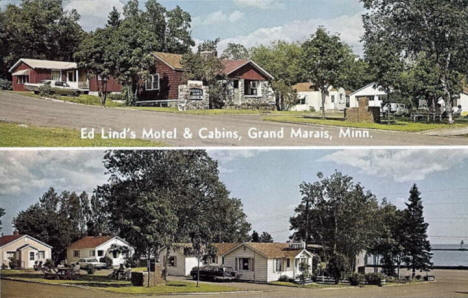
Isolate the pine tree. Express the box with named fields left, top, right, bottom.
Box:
left=107, top=7, right=121, bottom=28
left=251, top=231, right=260, bottom=242
left=401, top=184, right=432, bottom=278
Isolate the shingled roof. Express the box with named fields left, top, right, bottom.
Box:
left=153, top=52, right=184, bottom=70
left=0, top=234, right=23, bottom=247
left=223, top=242, right=309, bottom=259
left=9, top=58, right=77, bottom=72
left=69, top=236, right=113, bottom=249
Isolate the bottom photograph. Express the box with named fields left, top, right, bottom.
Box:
left=0, top=149, right=467, bottom=298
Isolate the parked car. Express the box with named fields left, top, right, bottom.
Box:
left=78, top=258, right=107, bottom=270
left=190, top=265, right=238, bottom=282
left=25, top=80, right=87, bottom=96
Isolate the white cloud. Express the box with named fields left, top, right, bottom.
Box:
left=193, top=10, right=245, bottom=26
left=208, top=150, right=261, bottom=163
left=218, top=12, right=365, bottom=55
left=0, top=151, right=106, bottom=196
left=64, top=0, right=124, bottom=31
left=234, top=0, right=285, bottom=9
left=321, top=149, right=468, bottom=182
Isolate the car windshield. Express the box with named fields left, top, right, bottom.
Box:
left=88, top=259, right=97, bottom=262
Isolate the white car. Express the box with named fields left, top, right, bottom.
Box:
left=78, top=258, right=107, bottom=269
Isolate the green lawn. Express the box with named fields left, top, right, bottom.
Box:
left=1, top=270, right=239, bottom=295
left=0, top=121, right=164, bottom=147
left=264, top=115, right=468, bottom=132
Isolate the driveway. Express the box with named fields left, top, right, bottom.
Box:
left=1, top=91, right=468, bottom=146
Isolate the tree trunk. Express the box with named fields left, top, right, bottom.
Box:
left=196, top=256, right=200, bottom=287
left=146, top=248, right=151, bottom=287
left=321, top=90, right=327, bottom=119
left=163, top=248, right=169, bottom=281
left=100, top=80, right=108, bottom=106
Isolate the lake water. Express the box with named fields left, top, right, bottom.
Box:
left=432, top=244, right=468, bottom=266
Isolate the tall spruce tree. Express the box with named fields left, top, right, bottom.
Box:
left=401, top=184, right=432, bottom=278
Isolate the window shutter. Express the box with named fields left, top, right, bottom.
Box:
left=251, top=258, right=255, bottom=272
left=235, top=258, right=238, bottom=270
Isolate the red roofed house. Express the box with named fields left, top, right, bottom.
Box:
left=67, top=236, right=134, bottom=267
left=0, top=232, right=52, bottom=269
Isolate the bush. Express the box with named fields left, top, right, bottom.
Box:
left=0, top=78, right=12, bottom=90
left=100, top=256, right=113, bottom=269
left=8, top=256, right=20, bottom=269
left=87, top=264, right=96, bottom=275
left=309, top=106, right=316, bottom=112
left=278, top=275, right=289, bottom=282
left=108, top=93, right=124, bottom=101
left=415, top=274, right=421, bottom=280
left=365, top=272, right=386, bottom=286
left=44, top=259, right=54, bottom=269
left=2, top=263, right=8, bottom=270
left=326, top=254, right=349, bottom=284
left=349, top=273, right=365, bottom=286
left=39, top=84, right=53, bottom=97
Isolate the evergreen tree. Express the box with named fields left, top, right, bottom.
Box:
left=259, top=232, right=274, bottom=243
left=107, top=7, right=121, bottom=27
left=251, top=231, right=260, bottom=242
left=400, top=184, right=432, bottom=278
left=0, top=207, right=5, bottom=231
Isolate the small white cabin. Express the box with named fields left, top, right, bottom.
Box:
left=290, top=83, right=349, bottom=112
left=349, top=83, right=388, bottom=109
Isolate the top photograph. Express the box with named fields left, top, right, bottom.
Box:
left=0, top=0, right=467, bottom=147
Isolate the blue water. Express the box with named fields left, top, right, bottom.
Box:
left=431, top=244, right=468, bottom=266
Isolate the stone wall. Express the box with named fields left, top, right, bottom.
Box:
left=345, top=97, right=381, bottom=123
left=131, top=264, right=165, bottom=287
left=178, top=81, right=210, bottom=110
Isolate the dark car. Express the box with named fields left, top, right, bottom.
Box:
left=190, top=265, right=238, bottom=282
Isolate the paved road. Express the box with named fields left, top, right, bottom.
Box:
left=1, top=91, right=468, bottom=146
left=2, top=270, right=468, bottom=297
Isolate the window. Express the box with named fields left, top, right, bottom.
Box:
left=90, top=250, right=96, bottom=257
left=67, top=71, right=76, bottom=82
left=236, top=258, right=254, bottom=271
left=244, top=80, right=259, bottom=96
left=38, top=251, right=45, bottom=259
left=299, top=97, right=306, bottom=105
left=112, top=251, right=118, bottom=258
left=331, top=95, right=335, bottom=103
left=17, top=75, right=29, bottom=84
left=73, top=250, right=80, bottom=257
left=168, top=256, right=177, bottom=267
left=51, top=71, right=61, bottom=81
left=97, top=250, right=104, bottom=257
left=30, top=252, right=35, bottom=261
left=233, top=80, right=239, bottom=89
left=145, top=74, right=160, bottom=91
left=273, top=259, right=282, bottom=272
left=286, top=258, right=290, bottom=268
left=222, top=257, right=225, bottom=265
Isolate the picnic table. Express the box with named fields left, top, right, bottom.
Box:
left=43, top=267, right=80, bottom=280
left=411, top=111, right=442, bottom=122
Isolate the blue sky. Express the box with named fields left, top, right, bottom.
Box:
left=1, top=0, right=366, bottom=54
left=1, top=149, right=467, bottom=245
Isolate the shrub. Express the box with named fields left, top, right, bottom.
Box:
left=100, top=256, right=113, bottom=268
left=87, top=264, right=96, bottom=274
left=309, top=106, right=316, bottom=112
left=278, top=275, right=289, bottom=282
left=365, top=272, right=386, bottom=286
left=39, top=84, right=53, bottom=97
left=109, top=93, right=124, bottom=101
left=44, top=259, right=54, bottom=269
left=349, top=273, right=365, bottom=286
left=326, top=254, right=349, bottom=284
left=8, top=256, right=20, bottom=269
left=415, top=274, right=421, bottom=280
left=0, top=78, right=12, bottom=90
left=2, top=263, right=8, bottom=270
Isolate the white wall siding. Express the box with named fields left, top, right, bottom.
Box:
left=224, top=245, right=268, bottom=282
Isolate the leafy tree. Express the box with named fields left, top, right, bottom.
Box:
left=251, top=231, right=260, bottom=242
left=165, top=5, right=195, bottom=54
left=221, top=43, right=250, bottom=60
left=301, top=28, right=352, bottom=118
left=400, top=184, right=432, bottom=278
left=0, top=207, right=5, bottom=231
left=259, top=232, right=274, bottom=243
left=250, top=41, right=303, bottom=110
left=181, top=39, right=226, bottom=108
left=1, top=0, right=84, bottom=78
left=96, top=150, right=251, bottom=277
left=74, top=27, right=116, bottom=105
left=339, top=58, right=375, bottom=92
left=14, top=188, right=93, bottom=262
left=361, top=0, right=468, bottom=123
left=368, top=200, right=404, bottom=277
left=326, top=254, right=349, bottom=284
left=289, top=172, right=380, bottom=272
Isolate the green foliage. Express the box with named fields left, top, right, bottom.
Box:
left=44, top=259, right=54, bottom=268
left=0, top=79, right=11, bottom=90
left=301, top=28, right=353, bottom=118
left=365, top=272, right=386, bottom=286
left=1, top=0, right=84, bottom=78
left=39, top=84, right=53, bottom=97
left=251, top=231, right=260, bottom=242
left=14, top=188, right=107, bottom=262
left=326, top=254, right=349, bottom=284
left=0, top=207, right=5, bottom=231
left=221, top=43, right=250, bottom=60
left=259, top=232, right=274, bottom=243
left=348, top=273, right=365, bottom=286
left=361, top=0, right=468, bottom=123
left=278, top=275, right=290, bottom=282
left=8, top=256, right=20, bottom=269
left=400, top=185, right=432, bottom=277
left=100, top=256, right=113, bottom=269
left=290, top=171, right=380, bottom=270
